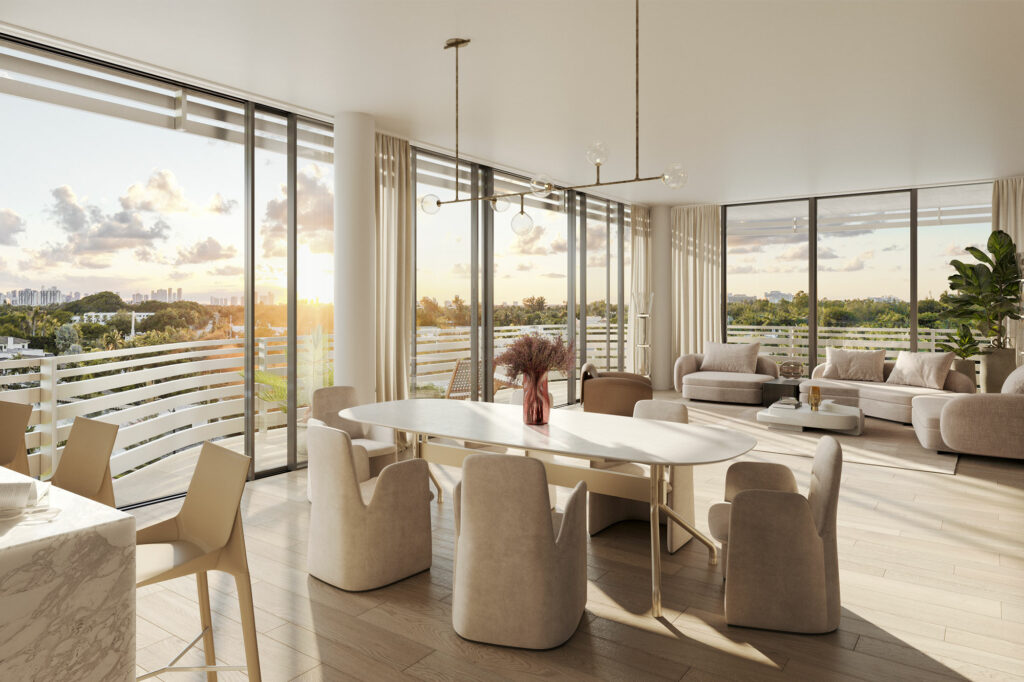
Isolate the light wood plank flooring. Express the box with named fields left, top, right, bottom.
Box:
left=131, top=445, right=1024, bottom=681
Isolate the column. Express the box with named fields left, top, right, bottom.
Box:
left=333, top=112, right=376, bottom=404
left=650, top=204, right=673, bottom=391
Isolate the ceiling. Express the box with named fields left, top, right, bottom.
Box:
left=2, top=0, right=1022, bottom=206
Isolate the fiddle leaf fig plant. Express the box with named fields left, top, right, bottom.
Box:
left=947, top=230, right=1022, bottom=350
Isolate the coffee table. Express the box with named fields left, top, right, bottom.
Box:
left=756, top=399, right=864, bottom=436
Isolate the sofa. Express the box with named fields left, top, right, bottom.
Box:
left=580, top=362, right=653, bottom=416
left=912, top=364, right=1024, bottom=459
left=800, top=356, right=975, bottom=424
left=674, top=343, right=780, bottom=404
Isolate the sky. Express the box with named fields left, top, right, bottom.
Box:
left=0, top=93, right=335, bottom=305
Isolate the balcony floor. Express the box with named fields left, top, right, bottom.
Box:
left=129, top=433, right=1024, bottom=680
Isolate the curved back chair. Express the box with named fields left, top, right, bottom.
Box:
left=579, top=362, right=653, bottom=416
left=307, top=419, right=431, bottom=591
left=588, top=399, right=694, bottom=553
left=453, top=454, right=587, bottom=649
left=135, top=441, right=261, bottom=681
left=709, top=436, right=843, bottom=633
left=0, top=400, right=33, bottom=475
left=311, top=386, right=397, bottom=480
left=51, top=417, right=118, bottom=506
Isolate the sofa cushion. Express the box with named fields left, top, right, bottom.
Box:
left=685, top=371, right=776, bottom=391
left=1003, top=364, right=1024, bottom=395
left=800, top=378, right=949, bottom=407
left=821, top=348, right=885, bottom=382
left=886, top=351, right=954, bottom=390
left=700, top=342, right=760, bottom=374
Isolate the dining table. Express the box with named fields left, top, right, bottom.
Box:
left=340, top=399, right=757, bottom=617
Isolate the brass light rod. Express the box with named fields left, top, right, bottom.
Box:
left=437, top=173, right=663, bottom=207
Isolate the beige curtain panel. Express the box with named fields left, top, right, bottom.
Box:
left=375, top=133, right=414, bottom=409
left=628, top=205, right=652, bottom=372
left=993, top=176, right=1024, bottom=353
left=671, top=204, right=722, bottom=358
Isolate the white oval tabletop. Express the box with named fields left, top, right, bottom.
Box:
left=340, top=399, right=757, bottom=466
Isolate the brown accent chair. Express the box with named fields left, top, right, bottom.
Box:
left=580, top=361, right=653, bottom=416
left=51, top=416, right=118, bottom=506
left=707, top=436, right=843, bottom=634
left=0, top=400, right=32, bottom=475
left=453, top=454, right=587, bottom=649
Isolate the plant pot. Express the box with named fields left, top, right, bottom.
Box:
left=952, top=357, right=977, bottom=386
left=522, top=371, right=551, bottom=425
left=980, top=348, right=1017, bottom=393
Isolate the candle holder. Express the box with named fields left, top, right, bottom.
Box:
left=808, top=385, right=822, bottom=412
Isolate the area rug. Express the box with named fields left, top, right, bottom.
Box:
left=651, top=391, right=958, bottom=475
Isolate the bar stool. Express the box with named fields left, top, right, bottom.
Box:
left=135, top=441, right=261, bottom=681
left=0, top=400, right=33, bottom=475
left=50, top=416, right=118, bottom=506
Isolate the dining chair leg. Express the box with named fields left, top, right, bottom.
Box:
left=234, top=572, right=262, bottom=682
left=196, top=571, right=217, bottom=682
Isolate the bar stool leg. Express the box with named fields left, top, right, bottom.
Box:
left=196, top=571, right=217, bottom=682
left=234, top=572, right=262, bottom=682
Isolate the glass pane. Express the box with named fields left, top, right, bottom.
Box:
left=816, top=192, right=911, bottom=365
left=0, top=87, right=244, bottom=506
left=493, top=172, right=570, bottom=406
left=622, top=206, right=633, bottom=372
left=413, top=153, right=475, bottom=399
left=296, top=121, right=335, bottom=465
left=252, top=110, right=291, bottom=473
left=726, top=201, right=811, bottom=374
left=584, top=198, right=615, bottom=372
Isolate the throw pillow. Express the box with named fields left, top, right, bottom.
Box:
left=699, top=342, right=760, bottom=374
left=821, top=348, right=885, bottom=382
left=885, top=351, right=954, bottom=389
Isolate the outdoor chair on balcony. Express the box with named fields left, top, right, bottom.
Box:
left=307, top=419, right=432, bottom=591
left=50, top=416, right=118, bottom=507
left=135, top=441, right=261, bottom=681
left=445, top=358, right=520, bottom=400
left=0, top=400, right=33, bottom=476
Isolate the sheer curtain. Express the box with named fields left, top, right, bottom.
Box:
left=993, top=176, right=1024, bottom=354
left=375, top=133, right=413, bottom=407
left=671, top=204, right=722, bottom=358
left=628, top=205, right=652, bottom=373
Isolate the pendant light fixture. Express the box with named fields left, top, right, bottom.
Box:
left=419, top=0, right=688, bottom=230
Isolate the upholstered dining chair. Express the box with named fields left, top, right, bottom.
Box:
left=307, top=419, right=432, bottom=591
left=707, top=436, right=843, bottom=634
left=311, top=386, right=397, bottom=479
left=50, top=416, right=118, bottom=506
left=588, top=399, right=695, bottom=553
left=453, top=453, right=587, bottom=649
left=0, top=400, right=33, bottom=475
left=135, top=441, right=261, bottom=680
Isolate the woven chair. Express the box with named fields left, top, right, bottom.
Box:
left=445, top=359, right=519, bottom=400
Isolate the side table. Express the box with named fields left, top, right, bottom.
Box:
left=761, top=378, right=803, bottom=407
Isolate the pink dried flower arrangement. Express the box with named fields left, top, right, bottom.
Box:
left=495, top=333, right=576, bottom=382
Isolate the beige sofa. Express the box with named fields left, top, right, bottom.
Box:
left=912, top=364, right=1024, bottom=458
left=674, top=354, right=780, bottom=404
left=799, top=361, right=975, bottom=424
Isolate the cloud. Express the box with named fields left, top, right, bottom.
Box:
left=206, top=193, right=238, bottom=215
left=0, top=209, right=26, bottom=245
left=778, top=243, right=838, bottom=261
left=260, top=164, right=334, bottom=258
left=175, top=237, right=238, bottom=264
left=120, top=170, right=191, bottom=212
left=48, top=185, right=95, bottom=233
left=516, top=263, right=534, bottom=272
left=588, top=253, right=607, bottom=267
left=451, top=263, right=471, bottom=278
left=209, top=265, right=244, bottom=276
left=169, top=271, right=190, bottom=281
left=511, top=225, right=549, bottom=255
left=728, top=264, right=756, bottom=274
left=549, top=237, right=567, bottom=254
left=882, top=244, right=903, bottom=252
left=541, top=272, right=566, bottom=278
left=586, top=223, right=607, bottom=253
left=822, top=256, right=866, bottom=272
left=726, top=243, right=765, bottom=254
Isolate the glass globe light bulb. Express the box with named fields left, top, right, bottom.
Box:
left=420, top=194, right=441, bottom=214
left=661, top=163, right=688, bottom=189
left=510, top=210, right=534, bottom=236
left=585, top=140, right=608, bottom=167
left=530, top=174, right=554, bottom=198
left=490, top=196, right=510, bottom=213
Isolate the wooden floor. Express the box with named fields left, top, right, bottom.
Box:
left=131, top=445, right=1024, bottom=681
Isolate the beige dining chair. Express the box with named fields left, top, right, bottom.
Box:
left=453, top=453, right=587, bottom=649
left=311, top=386, right=397, bottom=477
left=0, top=400, right=33, bottom=475
left=50, top=416, right=118, bottom=506
left=707, top=436, right=843, bottom=633
left=307, top=419, right=432, bottom=591
left=135, top=441, right=261, bottom=681
left=588, top=399, right=695, bottom=553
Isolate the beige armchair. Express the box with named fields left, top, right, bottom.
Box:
left=0, top=400, right=32, bottom=475
left=588, top=400, right=695, bottom=553
left=707, top=436, right=843, bottom=634
left=51, top=416, right=118, bottom=506
left=307, top=419, right=432, bottom=592
left=580, top=361, right=653, bottom=416
left=674, top=354, right=779, bottom=404
left=453, top=454, right=587, bottom=649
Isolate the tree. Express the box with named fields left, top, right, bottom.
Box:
left=55, top=323, right=80, bottom=354
left=449, top=295, right=471, bottom=326
left=107, top=311, right=134, bottom=336
left=522, top=296, right=546, bottom=313
left=60, top=291, right=125, bottom=314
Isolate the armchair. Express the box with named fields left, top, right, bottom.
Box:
left=674, top=354, right=779, bottom=404
left=580, top=361, right=653, bottom=416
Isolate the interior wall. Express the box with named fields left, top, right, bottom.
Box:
left=650, top=204, right=673, bottom=390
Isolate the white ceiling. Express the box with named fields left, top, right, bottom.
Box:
left=2, top=0, right=1023, bottom=205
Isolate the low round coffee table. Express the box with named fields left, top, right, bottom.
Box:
left=756, top=399, right=864, bottom=436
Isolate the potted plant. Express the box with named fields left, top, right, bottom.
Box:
left=935, top=323, right=981, bottom=384
left=947, top=229, right=1023, bottom=392
left=495, top=333, right=575, bottom=425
